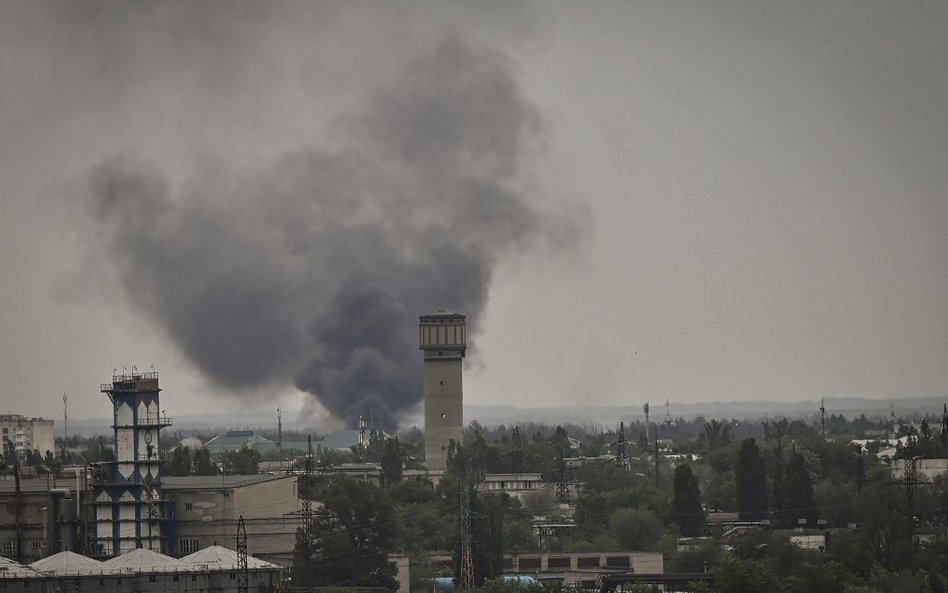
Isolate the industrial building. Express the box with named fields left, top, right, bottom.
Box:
left=420, top=310, right=466, bottom=470
left=427, top=550, right=664, bottom=588
left=0, top=414, right=55, bottom=461
left=0, top=545, right=282, bottom=593
left=163, top=474, right=299, bottom=565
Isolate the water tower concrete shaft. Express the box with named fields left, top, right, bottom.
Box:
left=419, top=310, right=466, bottom=471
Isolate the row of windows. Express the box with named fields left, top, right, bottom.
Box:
left=178, top=537, right=200, bottom=555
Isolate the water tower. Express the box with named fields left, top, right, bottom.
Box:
left=419, top=310, right=466, bottom=471
left=91, top=370, right=172, bottom=556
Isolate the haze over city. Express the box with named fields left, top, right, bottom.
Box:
left=1, top=1, right=947, bottom=427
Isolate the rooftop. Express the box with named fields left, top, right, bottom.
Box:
left=30, top=551, right=106, bottom=576
left=181, top=545, right=280, bottom=570
left=162, top=474, right=294, bottom=491
left=102, top=548, right=192, bottom=573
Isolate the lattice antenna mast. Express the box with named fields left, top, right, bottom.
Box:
left=301, top=435, right=315, bottom=591
left=654, top=421, right=660, bottom=487
left=277, top=408, right=282, bottom=453
left=820, top=398, right=826, bottom=438
left=458, top=465, right=475, bottom=589
left=614, top=422, right=629, bottom=470
left=555, top=447, right=571, bottom=504
left=62, top=394, right=68, bottom=462
left=941, top=403, right=948, bottom=449
left=358, top=416, right=368, bottom=462
left=236, top=515, right=249, bottom=593
left=643, top=402, right=650, bottom=443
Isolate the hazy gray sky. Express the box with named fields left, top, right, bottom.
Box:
left=1, top=1, right=946, bottom=428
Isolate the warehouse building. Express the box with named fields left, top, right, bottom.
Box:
left=0, top=545, right=281, bottom=592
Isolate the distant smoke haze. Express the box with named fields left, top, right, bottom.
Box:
left=75, top=36, right=582, bottom=430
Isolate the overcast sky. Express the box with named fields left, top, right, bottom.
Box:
left=1, top=1, right=946, bottom=429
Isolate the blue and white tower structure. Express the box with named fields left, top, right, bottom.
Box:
left=90, top=370, right=172, bottom=556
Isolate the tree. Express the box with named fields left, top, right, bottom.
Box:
left=294, top=476, right=398, bottom=589
left=607, top=508, right=664, bottom=551
left=192, top=447, right=219, bottom=476
left=783, top=450, right=815, bottom=526
left=164, top=446, right=192, bottom=476
left=711, top=555, right=778, bottom=593
left=702, top=419, right=733, bottom=451
left=223, top=447, right=261, bottom=475
left=380, top=438, right=403, bottom=487
left=672, top=464, right=705, bottom=536
left=735, top=438, right=768, bottom=521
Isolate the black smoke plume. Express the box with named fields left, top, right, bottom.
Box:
left=80, top=37, right=576, bottom=430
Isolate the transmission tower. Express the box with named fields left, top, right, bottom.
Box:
left=300, top=435, right=315, bottom=590
left=555, top=448, right=571, bottom=504
left=612, top=422, right=629, bottom=470
left=820, top=398, right=826, bottom=438
left=358, top=416, right=368, bottom=462
left=941, top=403, right=948, bottom=449
left=236, top=515, right=248, bottom=593
left=458, top=474, right=475, bottom=589
left=643, top=402, right=650, bottom=442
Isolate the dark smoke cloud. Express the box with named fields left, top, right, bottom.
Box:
left=79, top=36, right=580, bottom=430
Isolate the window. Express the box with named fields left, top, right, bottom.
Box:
left=179, top=538, right=200, bottom=555
left=184, top=502, right=193, bottom=511
left=149, top=575, right=156, bottom=582
left=1, top=541, right=16, bottom=557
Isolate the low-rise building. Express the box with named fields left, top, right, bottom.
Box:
left=163, top=474, right=300, bottom=565
left=203, top=431, right=276, bottom=456
left=480, top=473, right=545, bottom=499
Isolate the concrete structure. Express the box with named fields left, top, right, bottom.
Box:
left=0, top=415, right=55, bottom=460
left=420, top=310, right=466, bottom=470
left=162, top=474, right=300, bottom=565
left=91, top=371, right=173, bottom=556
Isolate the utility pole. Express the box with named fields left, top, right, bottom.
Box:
left=358, top=416, right=367, bottom=462
left=654, top=422, right=660, bottom=488
left=63, top=393, right=68, bottom=462
left=613, top=422, right=629, bottom=470
left=555, top=447, right=570, bottom=504
left=820, top=398, right=826, bottom=438
left=643, top=402, right=650, bottom=443
left=236, top=515, right=248, bottom=593
left=941, top=403, right=948, bottom=450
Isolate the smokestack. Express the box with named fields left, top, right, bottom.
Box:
left=74, top=36, right=584, bottom=430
